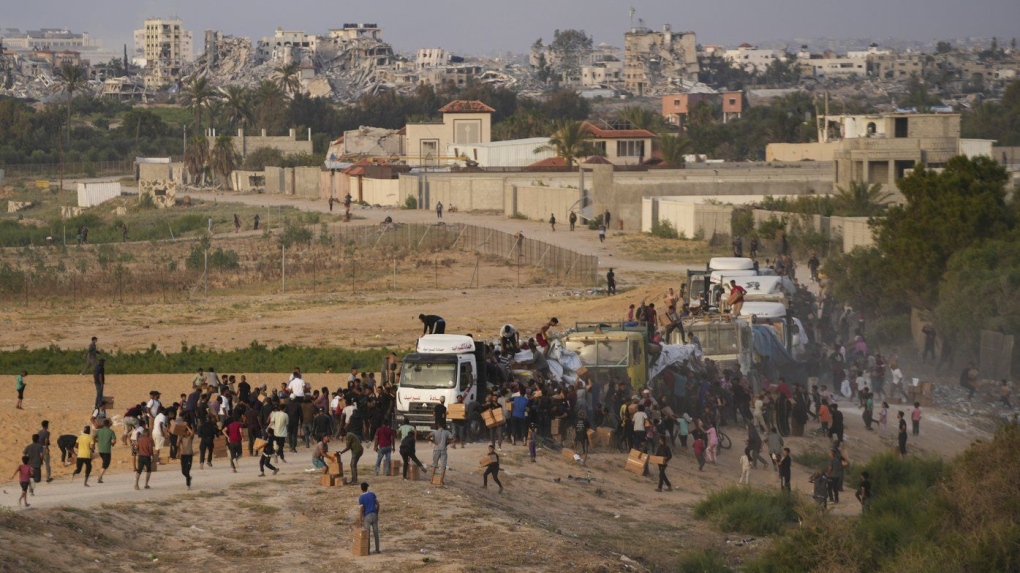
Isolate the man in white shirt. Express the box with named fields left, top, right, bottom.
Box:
left=151, top=408, right=167, bottom=468
left=342, top=402, right=357, bottom=431
left=890, top=366, right=909, bottom=401
left=288, top=376, right=308, bottom=400
left=268, top=404, right=289, bottom=462
left=146, top=391, right=162, bottom=424
left=631, top=404, right=649, bottom=450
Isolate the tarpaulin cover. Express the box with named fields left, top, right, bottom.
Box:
left=752, top=325, right=807, bottom=386
left=648, top=344, right=703, bottom=381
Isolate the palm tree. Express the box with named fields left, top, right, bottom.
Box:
left=208, top=134, right=239, bottom=189
left=534, top=120, right=600, bottom=168
left=180, top=76, right=216, bottom=132
left=252, top=80, right=287, bottom=133
left=221, top=85, right=253, bottom=131
left=618, top=106, right=661, bottom=132
left=184, top=135, right=209, bottom=186
left=834, top=181, right=895, bottom=217
left=657, top=133, right=694, bottom=168
left=274, top=63, right=301, bottom=96
left=55, top=62, right=87, bottom=143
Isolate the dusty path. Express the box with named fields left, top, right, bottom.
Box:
left=186, top=189, right=689, bottom=275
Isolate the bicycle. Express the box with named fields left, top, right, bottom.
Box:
left=717, top=429, right=733, bottom=450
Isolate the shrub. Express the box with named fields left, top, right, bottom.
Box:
left=694, top=486, right=803, bottom=536
left=677, top=549, right=732, bottom=573
left=869, top=315, right=912, bottom=349
left=277, top=219, right=313, bottom=249
left=403, top=195, right=417, bottom=210
left=651, top=219, right=680, bottom=239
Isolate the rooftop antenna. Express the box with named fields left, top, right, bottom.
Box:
left=629, top=7, right=636, bottom=28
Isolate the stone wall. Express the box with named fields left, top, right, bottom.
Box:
left=642, top=198, right=733, bottom=240
left=293, top=167, right=320, bottom=199
left=766, top=142, right=840, bottom=162
left=235, top=128, right=313, bottom=158
left=508, top=186, right=581, bottom=221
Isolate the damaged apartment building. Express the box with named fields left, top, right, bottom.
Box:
left=624, top=23, right=699, bottom=96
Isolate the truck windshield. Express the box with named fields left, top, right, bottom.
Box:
left=690, top=326, right=740, bottom=356
left=401, top=362, right=457, bottom=389
left=564, top=339, right=630, bottom=367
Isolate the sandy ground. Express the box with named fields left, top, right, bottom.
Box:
left=0, top=192, right=1002, bottom=572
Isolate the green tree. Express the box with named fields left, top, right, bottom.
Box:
left=873, top=155, right=1015, bottom=308
left=184, top=134, right=209, bottom=185
left=181, top=75, right=216, bottom=132
left=208, top=134, right=239, bottom=189
left=220, top=85, right=252, bottom=131
left=833, top=181, right=894, bottom=217
left=936, top=41, right=953, bottom=54
left=252, top=80, right=287, bottom=134
left=657, top=133, right=694, bottom=168
left=534, top=120, right=599, bottom=168
left=55, top=62, right=87, bottom=143
left=547, top=29, right=593, bottom=81
left=935, top=239, right=1020, bottom=361
left=618, top=106, right=662, bottom=132
left=492, top=107, right=550, bottom=141
left=241, top=147, right=285, bottom=170
left=274, top=62, right=302, bottom=96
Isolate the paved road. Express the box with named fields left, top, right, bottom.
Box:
left=187, top=190, right=692, bottom=276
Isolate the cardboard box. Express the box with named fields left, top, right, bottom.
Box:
left=352, top=528, right=370, bottom=556
left=447, top=403, right=466, bottom=420
left=102, top=396, right=115, bottom=408
left=171, top=420, right=188, bottom=437
left=586, top=428, right=595, bottom=443
left=321, top=474, right=335, bottom=486
left=648, top=455, right=666, bottom=466
left=625, top=449, right=648, bottom=475
left=388, top=460, right=402, bottom=477
left=431, top=468, right=446, bottom=485
left=254, top=438, right=268, bottom=452
left=327, top=460, right=343, bottom=476
left=561, top=448, right=576, bottom=461
left=409, top=464, right=420, bottom=481
left=576, top=367, right=588, bottom=377
left=479, top=454, right=495, bottom=467
left=483, top=408, right=506, bottom=428
left=594, top=427, right=613, bottom=448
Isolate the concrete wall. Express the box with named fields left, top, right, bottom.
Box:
left=839, top=217, right=872, bottom=252
left=362, top=178, right=402, bottom=206
left=398, top=173, right=509, bottom=212
left=77, top=182, right=121, bottom=207
left=293, top=167, right=320, bottom=199
left=766, top=142, right=840, bottom=162
left=642, top=198, right=733, bottom=239
left=264, top=166, right=285, bottom=194
left=137, top=162, right=184, bottom=182
left=236, top=128, right=313, bottom=158
left=230, top=170, right=265, bottom=192
left=509, top=186, right=580, bottom=220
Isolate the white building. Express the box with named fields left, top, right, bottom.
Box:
left=328, top=23, right=383, bottom=43
left=416, top=48, right=452, bottom=69
left=256, top=28, right=318, bottom=63
left=724, top=43, right=785, bottom=74
left=446, top=137, right=554, bottom=168
left=847, top=44, right=891, bottom=60
left=581, top=59, right=624, bottom=87
left=136, top=18, right=193, bottom=88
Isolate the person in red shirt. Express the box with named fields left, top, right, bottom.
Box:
left=223, top=415, right=244, bottom=473
left=135, top=429, right=155, bottom=490
left=373, top=424, right=395, bottom=476
left=727, top=280, right=747, bottom=316
left=11, top=455, right=32, bottom=507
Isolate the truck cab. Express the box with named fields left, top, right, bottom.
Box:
left=687, top=257, right=756, bottom=307
left=396, top=335, right=483, bottom=432
left=737, top=301, right=791, bottom=350
left=678, top=316, right=754, bottom=378
left=563, top=322, right=649, bottom=394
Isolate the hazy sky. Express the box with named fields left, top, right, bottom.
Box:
left=5, top=0, right=1020, bottom=56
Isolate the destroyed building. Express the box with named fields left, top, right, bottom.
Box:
left=624, top=23, right=699, bottom=96
left=136, top=17, right=194, bottom=88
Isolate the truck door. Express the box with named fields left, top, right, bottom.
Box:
left=459, top=360, right=475, bottom=402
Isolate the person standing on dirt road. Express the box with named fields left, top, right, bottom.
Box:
left=71, top=426, right=95, bottom=487
left=358, top=482, right=381, bottom=554
left=569, top=211, right=577, bottom=231
left=338, top=427, right=364, bottom=485
left=654, top=436, right=673, bottom=492
left=428, top=421, right=456, bottom=481
left=94, top=419, right=116, bottom=484
left=92, top=358, right=106, bottom=410
left=80, top=336, right=99, bottom=376
left=253, top=213, right=260, bottom=231
left=38, top=420, right=52, bottom=482
left=135, top=428, right=154, bottom=490
left=481, top=444, right=503, bottom=493
left=397, top=418, right=426, bottom=480
left=549, top=213, right=556, bottom=231
left=436, top=201, right=443, bottom=219
left=178, top=421, right=195, bottom=489
left=15, top=370, right=27, bottom=410
left=606, top=268, right=616, bottom=295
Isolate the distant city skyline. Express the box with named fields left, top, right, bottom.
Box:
left=4, top=0, right=1019, bottom=58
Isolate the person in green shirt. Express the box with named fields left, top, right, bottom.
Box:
left=15, top=370, right=27, bottom=410
left=94, top=419, right=117, bottom=484
left=338, top=428, right=363, bottom=485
